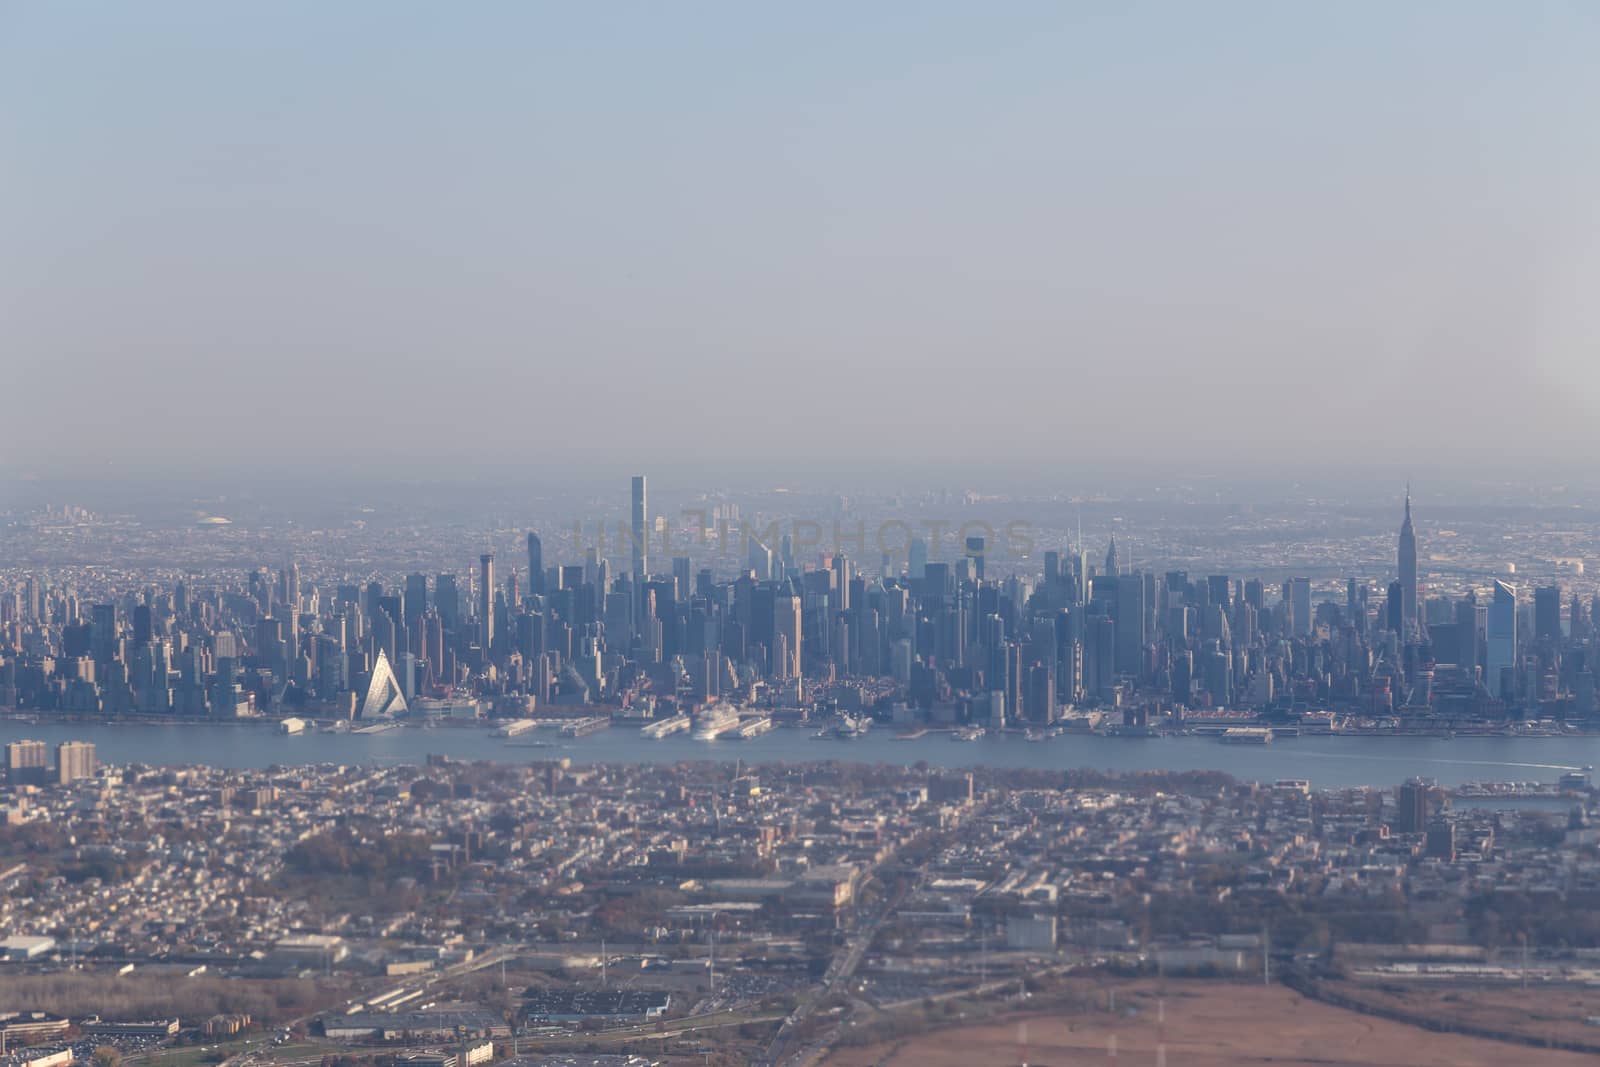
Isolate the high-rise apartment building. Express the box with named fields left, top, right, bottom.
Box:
left=5, top=739, right=47, bottom=785
left=527, top=532, right=544, bottom=596
left=1397, top=777, right=1429, bottom=834
left=479, top=554, right=495, bottom=654
left=1288, top=576, right=1312, bottom=636
left=56, top=740, right=97, bottom=785
left=631, top=475, right=648, bottom=579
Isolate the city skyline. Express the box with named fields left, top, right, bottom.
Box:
left=9, top=4, right=1600, bottom=1060
left=5, top=473, right=1593, bottom=728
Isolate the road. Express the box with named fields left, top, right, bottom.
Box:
left=761, top=864, right=923, bottom=1067
left=156, top=944, right=530, bottom=1067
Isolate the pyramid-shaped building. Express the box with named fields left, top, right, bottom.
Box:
left=357, top=649, right=408, bottom=719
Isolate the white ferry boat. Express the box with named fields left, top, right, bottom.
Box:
left=691, top=703, right=742, bottom=741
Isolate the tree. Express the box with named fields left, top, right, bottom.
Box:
left=93, top=1047, right=122, bottom=1067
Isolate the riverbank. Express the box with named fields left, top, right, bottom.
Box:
left=5, top=710, right=1595, bottom=739
left=2, top=716, right=1596, bottom=789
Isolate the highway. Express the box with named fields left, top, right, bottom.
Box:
left=762, top=864, right=922, bottom=1067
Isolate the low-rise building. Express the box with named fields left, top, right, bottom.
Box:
left=11, top=1047, right=72, bottom=1067
left=0, top=1012, right=70, bottom=1044
left=0, top=936, right=56, bottom=962
left=80, top=1020, right=181, bottom=1039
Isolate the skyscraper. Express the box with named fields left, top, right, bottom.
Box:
left=1114, top=574, right=1145, bottom=674
left=965, top=536, right=986, bottom=582
left=527, top=532, right=544, bottom=596
left=748, top=534, right=773, bottom=582
left=832, top=554, right=852, bottom=613
left=1398, top=488, right=1418, bottom=635
left=479, top=553, right=495, bottom=654
left=1455, top=593, right=1481, bottom=681
left=1534, top=585, right=1562, bottom=642
left=1288, top=576, right=1312, bottom=636
left=908, top=537, right=928, bottom=580
left=91, top=603, right=117, bottom=665
left=1486, top=580, right=1517, bottom=698
left=1397, top=777, right=1429, bottom=834
left=631, top=475, right=648, bottom=579
left=774, top=592, right=802, bottom=680
left=435, top=573, right=460, bottom=640
left=404, top=573, right=428, bottom=633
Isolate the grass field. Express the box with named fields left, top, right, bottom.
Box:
left=822, top=980, right=1600, bottom=1066
left=129, top=1048, right=227, bottom=1067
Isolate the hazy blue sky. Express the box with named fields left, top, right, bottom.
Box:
left=6, top=3, right=1600, bottom=482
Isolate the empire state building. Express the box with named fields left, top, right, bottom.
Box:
left=1398, top=489, right=1418, bottom=634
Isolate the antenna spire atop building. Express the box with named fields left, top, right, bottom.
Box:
left=1398, top=483, right=1419, bottom=636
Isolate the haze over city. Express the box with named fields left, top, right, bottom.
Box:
left=8, top=2, right=1600, bottom=481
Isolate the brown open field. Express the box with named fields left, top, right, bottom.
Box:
left=1321, top=978, right=1600, bottom=1051
left=823, top=980, right=1600, bottom=1066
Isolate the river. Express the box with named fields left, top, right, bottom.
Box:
left=0, top=718, right=1593, bottom=789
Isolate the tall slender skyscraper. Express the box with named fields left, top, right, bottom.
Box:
left=479, top=553, right=495, bottom=654
left=1486, top=579, right=1517, bottom=698
left=1456, top=592, right=1481, bottom=681
left=526, top=532, right=544, bottom=596
left=435, top=573, right=459, bottom=639
left=404, top=573, right=428, bottom=633
left=631, top=475, right=648, bottom=579
left=91, top=603, right=117, bottom=665
left=774, top=592, right=802, bottom=680
left=1534, top=585, right=1562, bottom=642
left=1398, top=488, right=1418, bottom=634
left=1288, top=576, right=1312, bottom=636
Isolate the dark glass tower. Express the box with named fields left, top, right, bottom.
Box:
left=527, top=531, right=544, bottom=596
